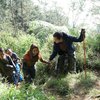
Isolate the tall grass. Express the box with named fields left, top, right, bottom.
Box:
left=0, top=82, right=55, bottom=100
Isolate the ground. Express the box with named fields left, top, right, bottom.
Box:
left=43, top=71, right=100, bottom=100
left=0, top=70, right=100, bottom=100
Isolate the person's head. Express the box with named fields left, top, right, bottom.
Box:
left=53, top=32, right=63, bottom=43
left=5, top=48, right=12, bottom=56
left=30, top=44, right=39, bottom=56
left=0, top=48, right=4, bottom=59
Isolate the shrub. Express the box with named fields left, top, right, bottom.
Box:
left=78, top=71, right=97, bottom=88
left=45, top=78, right=70, bottom=96
left=29, top=20, right=69, bottom=44
left=0, top=32, right=40, bottom=57
left=15, top=34, right=40, bottom=57
left=0, top=82, right=54, bottom=100
left=86, top=34, right=100, bottom=69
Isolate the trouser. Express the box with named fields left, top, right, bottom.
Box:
left=55, top=53, right=76, bottom=74
left=0, top=65, right=21, bottom=85
left=12, top=71, right=20, bottom=85
left=15, top=63, right=23, bottom=82
left=12, top=63, right=23, bottom=85
left=3, top=65, right=15, bottom=83
left=8, top=71, right=21, bottom=85
left=22, top=63, right=36, bottom=83
left=0, top=67, right=5, bottom=77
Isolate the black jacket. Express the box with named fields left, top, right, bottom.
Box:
left=0, top=55, right=16, bottom=76
left=49, top=32, right=84, bottom=61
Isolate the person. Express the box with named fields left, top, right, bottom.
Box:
left=0, top=48, right=18, bottom=85
left=22, top=44, right=49, bottom=83
left=49, top=29, right=85, bottom=75
left=5, top=49, right=23, bottom=82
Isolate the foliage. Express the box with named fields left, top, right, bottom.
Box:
left=0, top=83, right=55, bottom=100
left=45, top=78, right=70, bottom=96
left=29, top=20, right=69, bottom=44
left=86, top=34, right=100, bottom=69
left=0, top=0, right=100, bottom=99
left=0, top=32, right=40, bottom=57
left=0, top=22, right=100, bottom=67
left=78, top=71, right=97, bottom=88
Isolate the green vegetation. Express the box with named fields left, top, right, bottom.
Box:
left=0, top=83, right=54, bottom=100
left=0, top=0, right=100, bottom=99
left=0, top=71, right=99, bottom=100
left=0, top=21, right=100, bottom=99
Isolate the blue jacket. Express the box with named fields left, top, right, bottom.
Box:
left=49, top=32, right=84, bottom=61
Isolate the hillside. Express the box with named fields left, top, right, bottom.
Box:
left=0, top=0, right=100, bottom=99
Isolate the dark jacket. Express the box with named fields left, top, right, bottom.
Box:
left=49, top=32, right=84, bottom=61
left=11, top=52, right=19, bottom=64
left=0, top=55, right=16, bottom=77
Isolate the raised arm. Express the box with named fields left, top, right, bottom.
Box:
left=63, top=29, right=85, bottom=42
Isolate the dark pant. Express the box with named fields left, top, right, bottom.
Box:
left=22, top=63, right=36, bottom=83
left=2, top=65, right=15, bottom=83
left=12, top=71, right=20, bottom=85
left=56, top=53, right=76, bottom=74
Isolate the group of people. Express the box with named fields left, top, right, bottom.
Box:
left=0, top=30, right=85, bottom=86
left=0, top=48, right=23, bottom=85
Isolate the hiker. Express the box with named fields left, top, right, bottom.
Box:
left=22, top=44, right=49, bottom=83
left=0, top=48, right=19, bottom=85
left=5, top=49, right=23, bottom=82
left=49, top=29, right=85, bottom=75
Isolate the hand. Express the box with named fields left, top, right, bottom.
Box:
left=6, top=65, right=13, bottom=68
left=48, top=61, right=52, bottom=67
left=47, top=62, right=51, bottom=65
left=81, top=29, right=85, bottom=39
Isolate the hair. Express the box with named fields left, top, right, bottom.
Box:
left=53, top=32, right=63, bottom=40
left=29, top=44, right=39, bottom=55
left=24, top=44, right=39, bottom=62
left=0, top=48, right=4, bottom=53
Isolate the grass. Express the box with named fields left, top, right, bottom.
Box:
left=78, top=71, right=97, bottom=88
left=89, top=88, right=100, bottom=97
left=43, top=71, right=98, bottom=97
left=0, top=82, right=55, bottom=100
left=0, top=71, right=99, bottom=100
left=45, top=78, right=70, bottom=96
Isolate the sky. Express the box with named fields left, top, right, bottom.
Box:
left=32, top=0, right=100, bottom=30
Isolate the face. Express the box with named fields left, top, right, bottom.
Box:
left=6, top=50, right=12, bottom=56
left=53, top=37, right=63, bottom=43
left=32, top=48, right=39, bottom=56
left=0, top=52, right=4, bottom=59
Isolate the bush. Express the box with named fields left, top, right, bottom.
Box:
left=15, top=34, right=40, bottom=57
left=86, top=34, right=100, bottom=69
left=0, top=32, right=40, bottom=57
left=29, top=20, right=69, bottom=44
left=78, top=71, right=97, bottom=88
left=0, top=82, right=55, bottom=100
left=35, top=64, right=49, bottom=85
left=45, top=78, right=70, bottom=96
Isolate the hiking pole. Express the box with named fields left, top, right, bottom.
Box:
left=82, top=29, right=86, bottom=79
